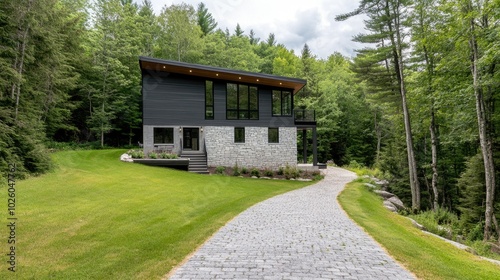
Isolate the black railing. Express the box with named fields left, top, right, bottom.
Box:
left=294, top=109, right=316, bottom=123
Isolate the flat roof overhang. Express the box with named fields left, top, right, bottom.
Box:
left=139, top=56, right=306, bottom=95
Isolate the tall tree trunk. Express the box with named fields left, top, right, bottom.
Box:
left=430, top=109, right=439, bottom=211
left=386, top=0, right=420, bottom=210
left=468, top=11, right=495, bottom=241
left=12, top=0, right=34, bottom=121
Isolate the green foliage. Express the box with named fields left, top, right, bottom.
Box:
left=284, top=164, right=300, bottom=179
left=250, top=168, right=260, bottom=178
left=148, top=152, right=157, bottom=159
left=277, top=166, right=284, bottom=176
left=215, top=166, right=225, bottom=174
left=264, top=169, right=274, bottom=177
left=233, top=163, right=240, bottom=176
left=127, top=149, right=144, bottom=159
left=457, top=153, right=486, bottom=233
left=241, top=167, right=249, bottom=175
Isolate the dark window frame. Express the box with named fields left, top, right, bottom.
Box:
left=226, top=83, right=259, bottom=120
left=205, top=80, right=214, bottom=120
left=272, top=90, right=293, bottom=117
left=268, top=127, right=279, bottom=143
left=234, top=127, right=245, bottom=143
left=153, top=127, right=174, bottom=144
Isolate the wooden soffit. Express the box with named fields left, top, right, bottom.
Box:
left=139, top=56, right=306, bottom=94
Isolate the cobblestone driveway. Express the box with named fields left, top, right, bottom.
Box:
left=169, top=167, right=415, bottom=280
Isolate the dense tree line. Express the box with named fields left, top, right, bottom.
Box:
left=338, top=0, right=500, bottom=242
left=1, top=0, right=499, bottom=243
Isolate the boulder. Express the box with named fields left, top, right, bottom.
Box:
left=387, top=196, right=406, bottom=210
left=490, top=243, right=500, bottom=255
left=383, top=200, right=397, bottom=212
left=408, top=218, right=426, bottom=230
left=374, top=190, right=395, bottom=199
left=364, top=183, right=377, bottom=189
left=120, top=153, right=133, bottom=162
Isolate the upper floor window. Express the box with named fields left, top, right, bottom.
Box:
left=205, top=80, right=214, bottom=119
left=272, top=90, right=292, bottom=116
left=154, top=127, right=174, bottom=144
left=227, top=83, right=258, bottom=120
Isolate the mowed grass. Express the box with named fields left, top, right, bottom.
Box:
left=338, top=180, right=500, bottom=280
left=0, top=150, right=310, bottom=279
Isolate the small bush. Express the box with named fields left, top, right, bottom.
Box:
left=264, top=169, right=274, bottom=177
left=233, top=163, right=241, bottom=176
left=250, top=168, right=260, bottom=177
left=159, top=152, right=178, bottom=159
left=241, top=167, right=249, bottom=174
left=128, top=150, right=144, bottom=159
left=215, top=166, right=225, bottom=174
left=277, top=167, right=284, bottom=175
left=284, top=164, right=300, bottom=179
left=148, top=152, right=158, bottom=159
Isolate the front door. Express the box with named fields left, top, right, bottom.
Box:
left=182, top=128, right=199, bottom=151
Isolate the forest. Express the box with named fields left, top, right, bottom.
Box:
left=1, top=0, right=499, bottom=246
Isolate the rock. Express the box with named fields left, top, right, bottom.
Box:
left=387, top=196, right=406, bottom=210
left=251, top=176, right=258, bottom=179
left=261, top=176, right=271, bottom=180
left=120, top=153, right=133, bottom=162
left=437, top=225, right=453, bottom=239
left=374, top=179, right=389, bottom=186
left=489, top=243, right=500, bottom=255
left=374, top=190, right=395, bottom=199
left=297, top=178, right=312, bottom=182
left=408, top=218, right=426, bottom=230
left=289, top=178, right=295, bottom=181
left=383, top=200, right=397, bottom=212
left=364, top=183, right=377, bottom=189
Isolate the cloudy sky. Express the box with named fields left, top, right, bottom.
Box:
left=146, top=0, right=366, bottom=59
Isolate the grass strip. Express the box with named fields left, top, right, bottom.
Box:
left=338, top=180, right=500, bottom=280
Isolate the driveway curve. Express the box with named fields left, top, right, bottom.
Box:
left=169, top=167, right=415, bottom=279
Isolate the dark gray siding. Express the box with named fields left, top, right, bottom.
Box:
left=143, top=71, right=295, bottom=127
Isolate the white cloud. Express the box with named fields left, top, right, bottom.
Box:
left=142, top=0, right=366, bottom=59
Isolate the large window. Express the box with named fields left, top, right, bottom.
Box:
left=272, top=90, right=292, bottom=116
left=227, top=83, right=258, bottom=120
left=268, top=128, right=279, bottom=143
left=205, top=80, right=214, bottom=119
left=234, top=127, right=245, bottom=143
left=154, top=127, right=174, bottom=144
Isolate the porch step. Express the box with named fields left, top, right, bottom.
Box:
left=180, top=152, right=208, bottom=174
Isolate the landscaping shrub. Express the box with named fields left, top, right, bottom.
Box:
left=277, top=166, right=284, bottom=175
left=233, top=163, right=241, bottom=176
left=250, top=168, right=260, bottom=177
left=264, top=169, right=274, bottom=177
left=128, top=149, right=144, bottom=159
left=148, top=152, right=158, bottom=159
left=241, top=167, right=249, bottom=174
left=284, top=164, right=300, bottom=179
left=215, top=166, right=225, bottom=174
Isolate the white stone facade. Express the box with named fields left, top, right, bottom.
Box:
left=205, top=126, right=297, bottom=169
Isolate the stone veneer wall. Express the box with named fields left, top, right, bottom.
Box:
left=205, top=126, right=297, bottom=169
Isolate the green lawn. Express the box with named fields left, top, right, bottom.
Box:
left=338, top=180, right=500, bottom=280
left=0, top=150, right=310, bottom=279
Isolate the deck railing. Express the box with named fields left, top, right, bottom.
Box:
left=294, top=109, right=316, bottom=123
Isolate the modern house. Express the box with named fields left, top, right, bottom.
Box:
left=139, top=56, right=317, bottom=173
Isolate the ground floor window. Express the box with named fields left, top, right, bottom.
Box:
left=268, top=127, right=279, bottom=143
left=154, top=127, right=174, bottom=144
left=234, top=127, right=245, bottom=143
